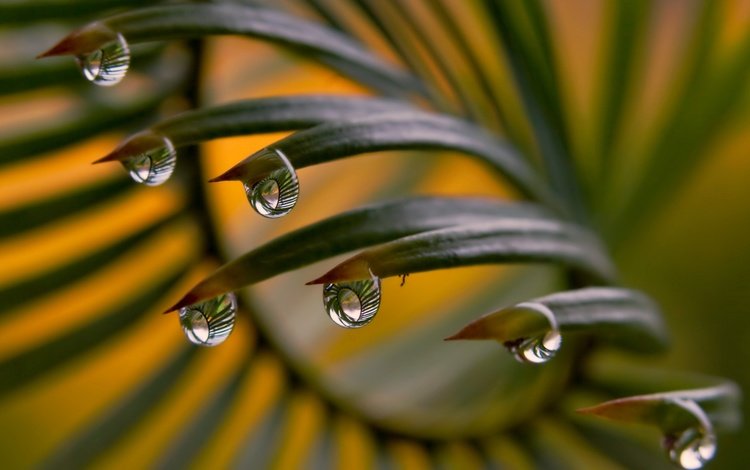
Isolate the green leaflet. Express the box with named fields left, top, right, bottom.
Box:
left=308, top=219, right=616, bottom=286
left=482, top=0, right=585, bottom=223
left=211, top=112, right=560, bottom=211
left=0, top=44, right=162, bottom=96
left=39, top=4, right=422, bottom=96
left=579, top=382, right=741, bottom=438
left=166, top=197, right=550, bottom=311
left=447, top=287, right=668, bottom=354
left=100, top=95, right=419, bottom=161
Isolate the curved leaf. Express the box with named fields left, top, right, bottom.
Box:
left=166, top=197, right=550, bottom=311
left=98, top=94, right=419, bottom=161
left=0, top=44, right=162, bottom=96
left=579, top=382, right=741, bottom=433
left=211, top=112, right=560, bottom=211
left=308, top=219, right=616, bottom=286
left=447, top=287, right=668, bottom=354
left=39, top=4, right=421, bottom=95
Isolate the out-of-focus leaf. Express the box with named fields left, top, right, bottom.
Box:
left=482, top=0, right=585, bottom=222
left=0, top=260, right=192, bottom=396
left=166, top=197, right=550, bottom=311
left=0, top=90, right=174, bottom=165
left=613, top=3, right=750, bottom=243
left=0, top=177, right=131, bottom=239
left=212, top=112, right=559, bottom=210
left=595, top=0, right=649, bottom=184
left=447, top=287, right=667, bottom=354
left=0, top=44, right=161, bottom=96
left=355, top=0, right=466, bottom=116
left=152, top=355, right=253, bottom=470
left=39, top=4, right=421, bottom=96
left=425, top=0, right=507, bottom=129
left=41, top=346, right=198, bottom=469
left=0, top=213, right=183, bottom=314
left=308, top=219, right=616, bottom=286
left=522, top=418, right=625, bottom=470
left=0, top=0, right=155, bottom=25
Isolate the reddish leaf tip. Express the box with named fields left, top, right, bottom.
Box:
left=208, top=172, right=235, bottom=183
left=305, top=276, right=326, bottom=285
left=93, top=153, right=119, bottom=164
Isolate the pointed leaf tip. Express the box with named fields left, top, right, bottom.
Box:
left=305, top=276, right=326, bottom=285
left=93, top=152, right=120, bottom=164
left=207, top=175, right=226, bottom=183
left=444, top=322, right=490, bottom=341
left=163, top=292, right=201, bottom=314
left=37, top=38, right=76, bottom=58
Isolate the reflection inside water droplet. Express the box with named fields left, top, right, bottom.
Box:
left=75, top=32, right=130, bottom=86
left=506, top=329, right=562, bottom=364
left=120, top=133, right=177, bottom=186
left=664, top=426, right=717, bottom=469
left=242, top=148, right=299, bottom=218
left=323, top=273, right=381, bottom=328
left=178, top=292, right=237, bottom=346
left=502, top=302, right=561, bottom=364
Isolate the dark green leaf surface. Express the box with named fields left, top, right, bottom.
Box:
left=41, top=4, right=422, bottom=95
left=104, top=95, right=419, bottom=157
left=167, top=197, right=550, bottom=310
left=212, top=112, right=560, bottom=211
left=579, top=382, right=741, bottom=434
left=447, top=287, right=668, bottom=354
left=309, top=219, right=616, bottom=286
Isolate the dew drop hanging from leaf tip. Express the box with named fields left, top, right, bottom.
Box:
left=178, top=293, right=237, bottom=346
left=242, top=148, right=299, bottom=218
left=501, top=302, right=562, bottom=364
left=76, top=32, right=130, bottom=86
left=120, top=133, right=177, bottom=186
left=323, top=271, right=381, bottom=329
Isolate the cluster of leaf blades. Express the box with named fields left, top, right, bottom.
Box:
left=1, top=1, right=746, bottom=468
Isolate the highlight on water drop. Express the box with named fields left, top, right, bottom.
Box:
left=117, top=132, right=177, bottom=186
left=323, top=272, right=381, bottom=328
left=242, top=148, right=299, bottom=218
left=664, top=422, right=717, bottom=469
left=75, top=31, right=130, bottom=86
left=502, top=302, right=562, bottom=364
left=178, top=292, right=237, bottom=346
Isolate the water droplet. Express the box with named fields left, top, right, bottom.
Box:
left=501, top=302, right=561, bottom=364
left=505, top=329, right=562, bottom=364
left=120, top=133, right=177, bottom=186
left=323, top=273, right=381, bottom=328
left=242, top=148, right=299, bottom=218
left=664, top=426, right=717, bottom=469
left=178, top=293, right=237, bottom=346
left=75, top=32, right=130, bottom=86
